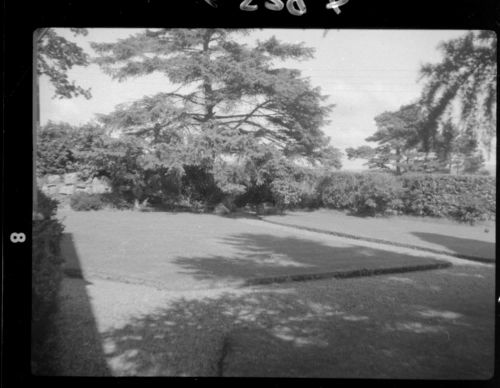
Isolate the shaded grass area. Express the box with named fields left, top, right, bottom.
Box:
left=47, top=278, right=111, bottom=376
left=412, top=232, right=495, bottom=262
left=173, top=232, right=452, bottom=286
left=96, top=264, right=494, bottom=378
left=59, top=210, right=453, bottom=290
left=40, top=234, right=110, bottom=376
left=261, top=209, right=495, bottom=262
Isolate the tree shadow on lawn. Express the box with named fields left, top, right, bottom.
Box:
left=99, top=279, right=494, bottom=378
left=173, top=233, right=449, bottom=284
left=412, top=232, right=496, bottom=260
left=41, top=233, right=111, bottom=376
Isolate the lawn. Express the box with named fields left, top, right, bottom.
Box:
left=49, top=264, right=494, bottom=378
left=47, top=209, right=495, bottom=378
left=262, top=209, right=496, bottom=261
left=58, top=210, right=454, bottom=290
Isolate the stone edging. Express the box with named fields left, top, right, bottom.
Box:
left=64, top=261, right=453, bottom=289
left=243, top=262, right=452, bottom=286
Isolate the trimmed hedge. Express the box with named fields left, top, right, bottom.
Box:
left=32, top=190, right=65, bottom=373
left=317, top=172, right=495, bottom=223
left=401, top=174, right=496, bottom=223
left=319, top=172, right=404, bottom=216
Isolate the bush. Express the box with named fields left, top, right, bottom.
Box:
left=99, top=192, right=134, bottom=210
left=214, top=203, right=231, bottom=215
left=270, top=179, right=304, bottom=209
left=318, top=172, right=359, bottom=210
left=235, top=184, right=273, bottom=207
left=36, top=189, right=60, bottom=218
left=450, top=194, right=490, bottom=225
left=318, top=172, right=403, bottom=215
left=256, top=202, right=280, bottom=215
left=401, top=174, right=496, bottom=222
left=32, top=190, right=65, bottom=373
left=36, top=122, right=77, bottom=176
left=354, top=173, right=404, bottom=215
left=70, top=192, right=104, bottom=211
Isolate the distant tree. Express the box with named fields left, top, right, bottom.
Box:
left=345, top=145, right=375, bottom=161
left=37, top=121, right=117, bottom=177
left=36, top=28, right=91, bottom=99
left=434, top=120, right=486, bottom=174
left=346, top=104, right=426, bottom=175
left=419, top=31, right=496, bottom=151
left=92, top=29, right=341, bottom=176
left=36, top=121, right=78, bottom=175
left=348, top=115, right=486, bottom=175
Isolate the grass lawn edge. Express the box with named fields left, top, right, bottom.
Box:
left=243, top=261, right=453, bottom=286
left=259, top=218, right=494, bottom=264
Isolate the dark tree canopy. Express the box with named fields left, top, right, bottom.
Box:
left=91, top=29, right=340, bottom=169
left=37, top=28, right=92, bottom=99
left=419, top=30, right=496, bottom=150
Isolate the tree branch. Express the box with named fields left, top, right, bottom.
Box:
left=231, top=100, right=271, bottom=132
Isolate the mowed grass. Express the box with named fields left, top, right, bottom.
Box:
left=262, top=209, right=496, bottom=260
left=49, top=210, right=494, bottom=378
left=221, top=264, right=495, bottom=379
left=50, top=264, right=495, bottom=378
left=58, top=210, right=453, bottom=290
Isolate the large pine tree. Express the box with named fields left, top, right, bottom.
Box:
left=91, top=29, right=341, bottom=172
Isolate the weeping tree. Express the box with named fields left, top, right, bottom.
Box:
left=419, top=30, right=496, bottom=154
left=91, top=29, right=341, bottom=204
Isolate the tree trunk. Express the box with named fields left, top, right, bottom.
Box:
left=33, top=31, right=38, bottom=219
left=395, top=147, right=401, bottom=175
left=202, top=30, right=215, bottom=122
left=33, top=29, right=49, bottom=219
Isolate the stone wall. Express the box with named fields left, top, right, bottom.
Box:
left=38, top=173, right=112, bottom=199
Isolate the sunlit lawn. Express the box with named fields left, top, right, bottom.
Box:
left=49, top=209, right=495, bottom=378
left=262, top=209, right=496, bottom=260
left=59, top=209, right=452, bottom=290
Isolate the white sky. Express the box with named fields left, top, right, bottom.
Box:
left=39, top=28, right=496, bottom=171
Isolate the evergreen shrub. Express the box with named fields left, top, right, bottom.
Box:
left=32, top=190, right=65, bottom=373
